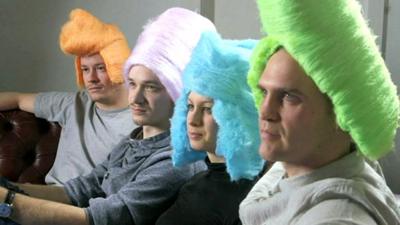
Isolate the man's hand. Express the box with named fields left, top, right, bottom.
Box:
left=0, top=186, right=88, bottom=225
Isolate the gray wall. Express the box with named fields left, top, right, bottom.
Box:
left=386, top=0, right=400, bottom=87
left=214, top=0, right=261, bottom=39
left=0, top=0, right=201, bottom=92
left=2, top=0, right=397, bottom=91
left=358, top=0, right=400, bottom=193
left=0, top=0, right=264, bottom=92
left=384, top=0, right=400, bottom=194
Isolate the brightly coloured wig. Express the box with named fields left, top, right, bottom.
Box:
left=249, top=0, right=399, bottom=159
left=60, top=8, right=130, bottom=88
left=124, top=7, right=216, bottom=102
left=171, top=31, right=264, bottom=180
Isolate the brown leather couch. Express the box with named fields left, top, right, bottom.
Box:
left=0, top=109, right=60, bottom=184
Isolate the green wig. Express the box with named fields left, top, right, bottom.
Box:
left=249, top=0, right=399, bottom=160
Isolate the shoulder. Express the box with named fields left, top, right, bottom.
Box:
left=76, top=91, right=92, bottom=103
left=147, top=150, right=206, bottom=181
left=299, top=178, right=399, bottom=225
left=36, top=91, right=78, bottom=101
left=106, top=135, right=134, bottom=160
left=297, top=198, right=377, bottom=225
left=308, top=177, right=392, bottom=204
left=147, top=146, right=174, bottom=164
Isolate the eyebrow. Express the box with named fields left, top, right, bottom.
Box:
left=81, top=63, right=105, bottom=67
left=142, top=81, right=162, bottom=86
left=282, top=88, right=303, bottom=95
left=187, top=98, right=213, bottom=105
left=127, top=78, right=162, bottom=86
left=258, top=84, right=304, bottom=95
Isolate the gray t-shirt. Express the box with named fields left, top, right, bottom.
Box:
left=239, top=152, right=400, bottom=225
left=34, top=91, right=135, bottom=185
left=65, top=128, right=206, bottom=225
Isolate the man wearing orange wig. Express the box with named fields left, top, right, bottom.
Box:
left=0, top=9, right=136, bottom=185
left=0, top=7, right=216, bottom=225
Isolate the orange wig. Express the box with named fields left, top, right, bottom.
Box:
left=59, top=8, right=130, bottom=88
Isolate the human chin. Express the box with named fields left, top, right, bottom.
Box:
left=87, top=91, right=102, bottom=102
left=132, top=115, right=150, bottom=126
left=259, top=141, right=279, bottom=161
left=189, top=140, right=205, bottom=152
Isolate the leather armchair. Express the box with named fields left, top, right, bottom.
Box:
left=0, top=109, right=60, bottom=184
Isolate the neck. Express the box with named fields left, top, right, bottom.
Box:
left=95, top=86, right=129, bottom=111
left=207, top=152, right=225, bottom=163
left=284, top=141, right=352, bottom=178
left=142, top=125, right=169, bottom=139
left=282, top=162, right=313, bottom=178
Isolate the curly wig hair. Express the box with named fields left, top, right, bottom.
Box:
left=248, top=0, right=399, bottom=159
left=124, top=7, right=216, bottom=102
left=171, top=31, right=264, bottom=180
left=60, top=8, right=130, bottom=88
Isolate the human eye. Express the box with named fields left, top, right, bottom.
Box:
left=283, top=92, right=301, bottom=104
left=81, top=67, right=90, bottom=74
left=96, top=64, right=106, bottom=72
left=187, top=103, right=194, bottom=111
left=261, top=88, right=268, bottom=96
left=144, top=84, right=159, bottom=92
left=128, top=81, right=136, bottom=88
left=203, top=106, right=212, bottom=114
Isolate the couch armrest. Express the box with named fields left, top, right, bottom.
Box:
left=0, top=109, right=60, bottom=184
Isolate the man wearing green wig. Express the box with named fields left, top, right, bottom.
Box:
left=239, top=0, right=400, bottom=224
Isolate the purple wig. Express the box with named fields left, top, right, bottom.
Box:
left=124, top=7, right=216, bottom=102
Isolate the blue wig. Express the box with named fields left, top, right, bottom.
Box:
left=171, top=31, right=264, bottom=180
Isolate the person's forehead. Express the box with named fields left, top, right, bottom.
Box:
left=80, top=53, right=104, bottom=64
left=261, top=49, right=319, bottom=93
left=128, top=65, right=162, bottom=84
left=188, top=91, right=213, bottom=103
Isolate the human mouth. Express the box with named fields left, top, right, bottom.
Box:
left=88, top=86, right=103, bottom=92
left=260, top=129, right=280, bottom=142
left=188, top=132, right=203, bottom=140
left=131, top=106, right=146, bottom=114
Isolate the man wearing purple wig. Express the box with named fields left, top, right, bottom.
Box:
left=0, top=7, right=216, bottom=225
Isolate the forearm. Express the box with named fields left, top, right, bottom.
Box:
left=0, top=92, right=19, bottom=110
left=15, top=183, right=71, bottom=204
left=0, top=92, right=37, bottom=112
left=0, top=187, right=89, bottom=225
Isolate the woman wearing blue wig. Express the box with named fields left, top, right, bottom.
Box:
left=155, top=31, right=264, bottom=225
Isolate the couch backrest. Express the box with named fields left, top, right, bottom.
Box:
left=0, top=110, right=60, bottom=184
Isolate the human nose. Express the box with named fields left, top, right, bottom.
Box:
left=188, top=108, right=202, bottom=127
left=259, top=95, right=280, bottom=122
left=86, top=69, right=99, bottom=83
left=129, top=86, right=146, bottom=105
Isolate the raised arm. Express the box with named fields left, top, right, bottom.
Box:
left=0, top=92, right=37, bottom=112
